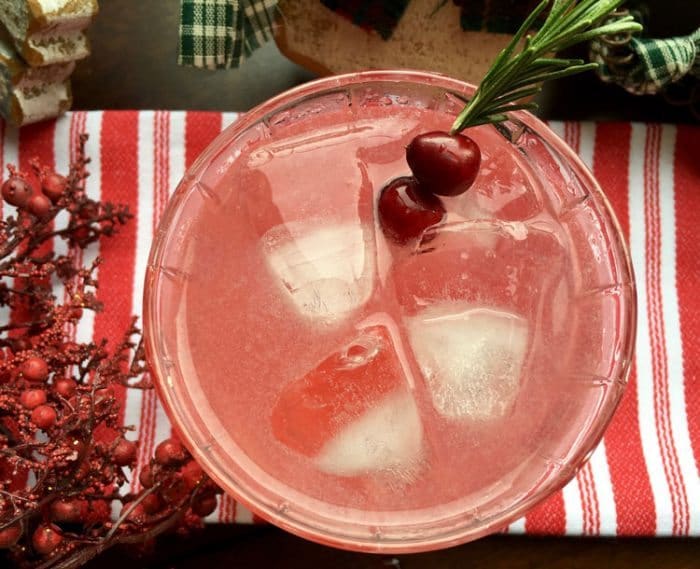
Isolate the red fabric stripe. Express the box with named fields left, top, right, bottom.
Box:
left=674, top=125, right=700, bottom=476
left=644, top=125, right=689, bottom=535
left=185, top=111, right=223, bottom=169
left=524, top=491, right=566, bottom=535
left=93, top=112, right=138, bottom=429
left=594, top=123, right=656, bottom=535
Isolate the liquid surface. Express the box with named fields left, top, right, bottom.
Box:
left=165, top=102, right=629, bottom=528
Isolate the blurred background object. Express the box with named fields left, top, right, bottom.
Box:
left=72, top=0, right=698, bottom=122
left=0, top=0, right=98, bottom=125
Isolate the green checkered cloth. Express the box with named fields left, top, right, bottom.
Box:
left=178, top=0, right=278, bottom=69
left=592, top=26, right=700, bottom=96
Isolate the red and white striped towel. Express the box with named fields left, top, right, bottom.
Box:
left=1, top=112, right=698, bottom=536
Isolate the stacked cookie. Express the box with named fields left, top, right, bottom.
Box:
left=0, top=0, right=98, bottom=126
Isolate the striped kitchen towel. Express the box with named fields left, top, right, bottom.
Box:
left=0, top=112, right=698, bottom=534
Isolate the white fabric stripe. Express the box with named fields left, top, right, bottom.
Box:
left=562, top=475, right=584, bottom=534
left=659, top=124, right=699, bottom=534
left=2, top=124, right=18, bottom=174
left=508, top=516, right=526, bottom=534
left=169, top=111, right=187, bottom=197
left=591, top=441, right=617, bottom=535
left=52, top=115, right=71, bottom=264
left=222, top=111, right=239, bottom=130
left=234, top=502, right=254, bottom=524
left=629, top=122, right=674, bottom=535
left=577, top=122, right=596, bottom=169
left=75, top=112, right=102, bottom=345
left=124, top=112, right=154, bottom=443
left=53, top=114, right=74, bottom=343
left=547, top=120, right=565, bottom=140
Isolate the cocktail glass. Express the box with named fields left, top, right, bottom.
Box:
left=144, top=70, right=636, bottom=553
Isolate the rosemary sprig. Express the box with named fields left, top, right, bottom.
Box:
left=450, top=0, right=642, bottom=134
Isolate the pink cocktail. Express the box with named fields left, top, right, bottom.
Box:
left=144, top=71, right=635, bottom=552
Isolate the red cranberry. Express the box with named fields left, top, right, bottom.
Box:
left=78, top=202, right=98, bottom=220
left=141, top=493, right=164, bottom=515
left=124, top=503, right=146, bottom=525
left=406, top=131, right=481, bottom=196
left=20, top=388, right=47, bottom=409
left=22, top=356, right=49, bottom=382
left=80, top=500, right=110, bottom=525
left=181, top=460, right=204, bottom=490
left=113, top=439, right=137, bottom=467
left=31, top=405, right=57, bottom=429
left=27, top=193, right=52, bottom=219
left=41, top=172, right=67, bottom=203
left=161, top=478, right=188, bottom=504
left=32, top=524, right=62, bottom=555
left=378, top=176, right=445, bottom=244
left=54, top=377, right=77, bottom=398
left=0, top=522, right=22, bottom=548
left=95, top=387, right=114, bottom=405
left=192, top=493, right=217, bottom=517
left=139, top=465, right=154, bottom=488
left=155, top=438, right=187, bottom=466
left=50, top=499, right=83, bottom=524
left=1, top=176, right=33, bottom=208
left=71, top=226, right=90, bottom=242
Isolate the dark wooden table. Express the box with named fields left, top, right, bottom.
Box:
left=77, top=2, right=699, bottom=567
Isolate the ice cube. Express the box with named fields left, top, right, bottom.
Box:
left=262, top=221, right=374, bottom=324
left=406, top=303, right=528, bottom=420
left=315, top=391, right=424, bottom=477
left=271, top=326, right=413, bottom=458
left=392, top=220, right=566, bottom=318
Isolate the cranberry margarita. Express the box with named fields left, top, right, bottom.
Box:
left=144, top=71, right=635, bottom=552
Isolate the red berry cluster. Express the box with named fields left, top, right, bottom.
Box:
left=378, top=131, right=481, bottom=244
left=0, top=136, right=222, bottom=569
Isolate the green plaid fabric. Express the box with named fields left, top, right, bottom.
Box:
left=592, top=26, right=700, bottom=95
left=178, top=0, right=277, bottom=69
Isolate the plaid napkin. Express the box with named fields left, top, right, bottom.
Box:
left=178, top=0, right=277, bottom=69
left=2, top=112, right=699, bottom=534
left=593, top=27, right=700, bottom=95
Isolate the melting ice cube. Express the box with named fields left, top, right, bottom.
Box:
left=393, top=219, right=566, bottom=318
left=406, top=303, right=528, bottom=420
left=262, top=221, right=374, bottom=324
left=315, top=391, right=424, bottom=477
left=271, top=326, right=424, bottom=478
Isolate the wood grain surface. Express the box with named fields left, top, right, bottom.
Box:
left=74, top=1, right=699, bottom=567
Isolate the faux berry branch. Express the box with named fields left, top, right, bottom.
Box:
left=378, top=0, right=643, bottom=243
left=0, top=135, right=221, bottom=569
